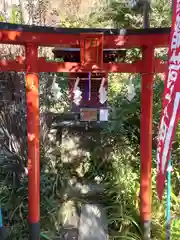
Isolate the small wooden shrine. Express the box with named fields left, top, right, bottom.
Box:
left=53, top=47, right=125, bottom=122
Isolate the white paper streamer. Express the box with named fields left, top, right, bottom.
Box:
left=99, top=77, right=108, bottom=104
left=73, top=77, right=82, bottom=105
left=127, top=76, right=136, bottom=101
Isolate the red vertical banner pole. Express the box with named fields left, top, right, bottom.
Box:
left=140, top=46, right=154, bottom=240
left=26, top=43, right=40, bottom=240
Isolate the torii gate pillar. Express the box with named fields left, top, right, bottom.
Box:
left=140, top=46, right=154, bottom=240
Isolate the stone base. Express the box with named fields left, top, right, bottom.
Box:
left=0, top=226, right=9, bottom=240
left=59, top=227, right=79, bottom=240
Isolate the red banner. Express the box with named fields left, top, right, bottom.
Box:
left=157, top=0, right=180, bottom=200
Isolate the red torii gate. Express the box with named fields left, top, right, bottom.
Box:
left=0, top=22, right=169, bottom=239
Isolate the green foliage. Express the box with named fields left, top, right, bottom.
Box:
left=0, top=15, right=5, bottom=22
left=104, top=152, right=141, bottom=239
left=0, top=170, right=62, bottom=239
left=10, top=6, right=24, bottom=24
left=151, top=0, right=172, bottom=27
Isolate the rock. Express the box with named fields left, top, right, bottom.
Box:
left=78, top=204, right=109, bottom=240
left=59, top=201, right=80, bottom=228
left=58, top=201, right=80, bottom=240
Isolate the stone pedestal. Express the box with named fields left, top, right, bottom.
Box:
left=52, top=118, right=109, bottom=240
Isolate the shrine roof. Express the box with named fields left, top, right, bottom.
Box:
left=0, top=22, right=170, bottom=36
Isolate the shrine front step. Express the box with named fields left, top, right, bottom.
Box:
left=57, top=203, right=109, bottom=240
left=78, top=204, right=109, bottom=240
